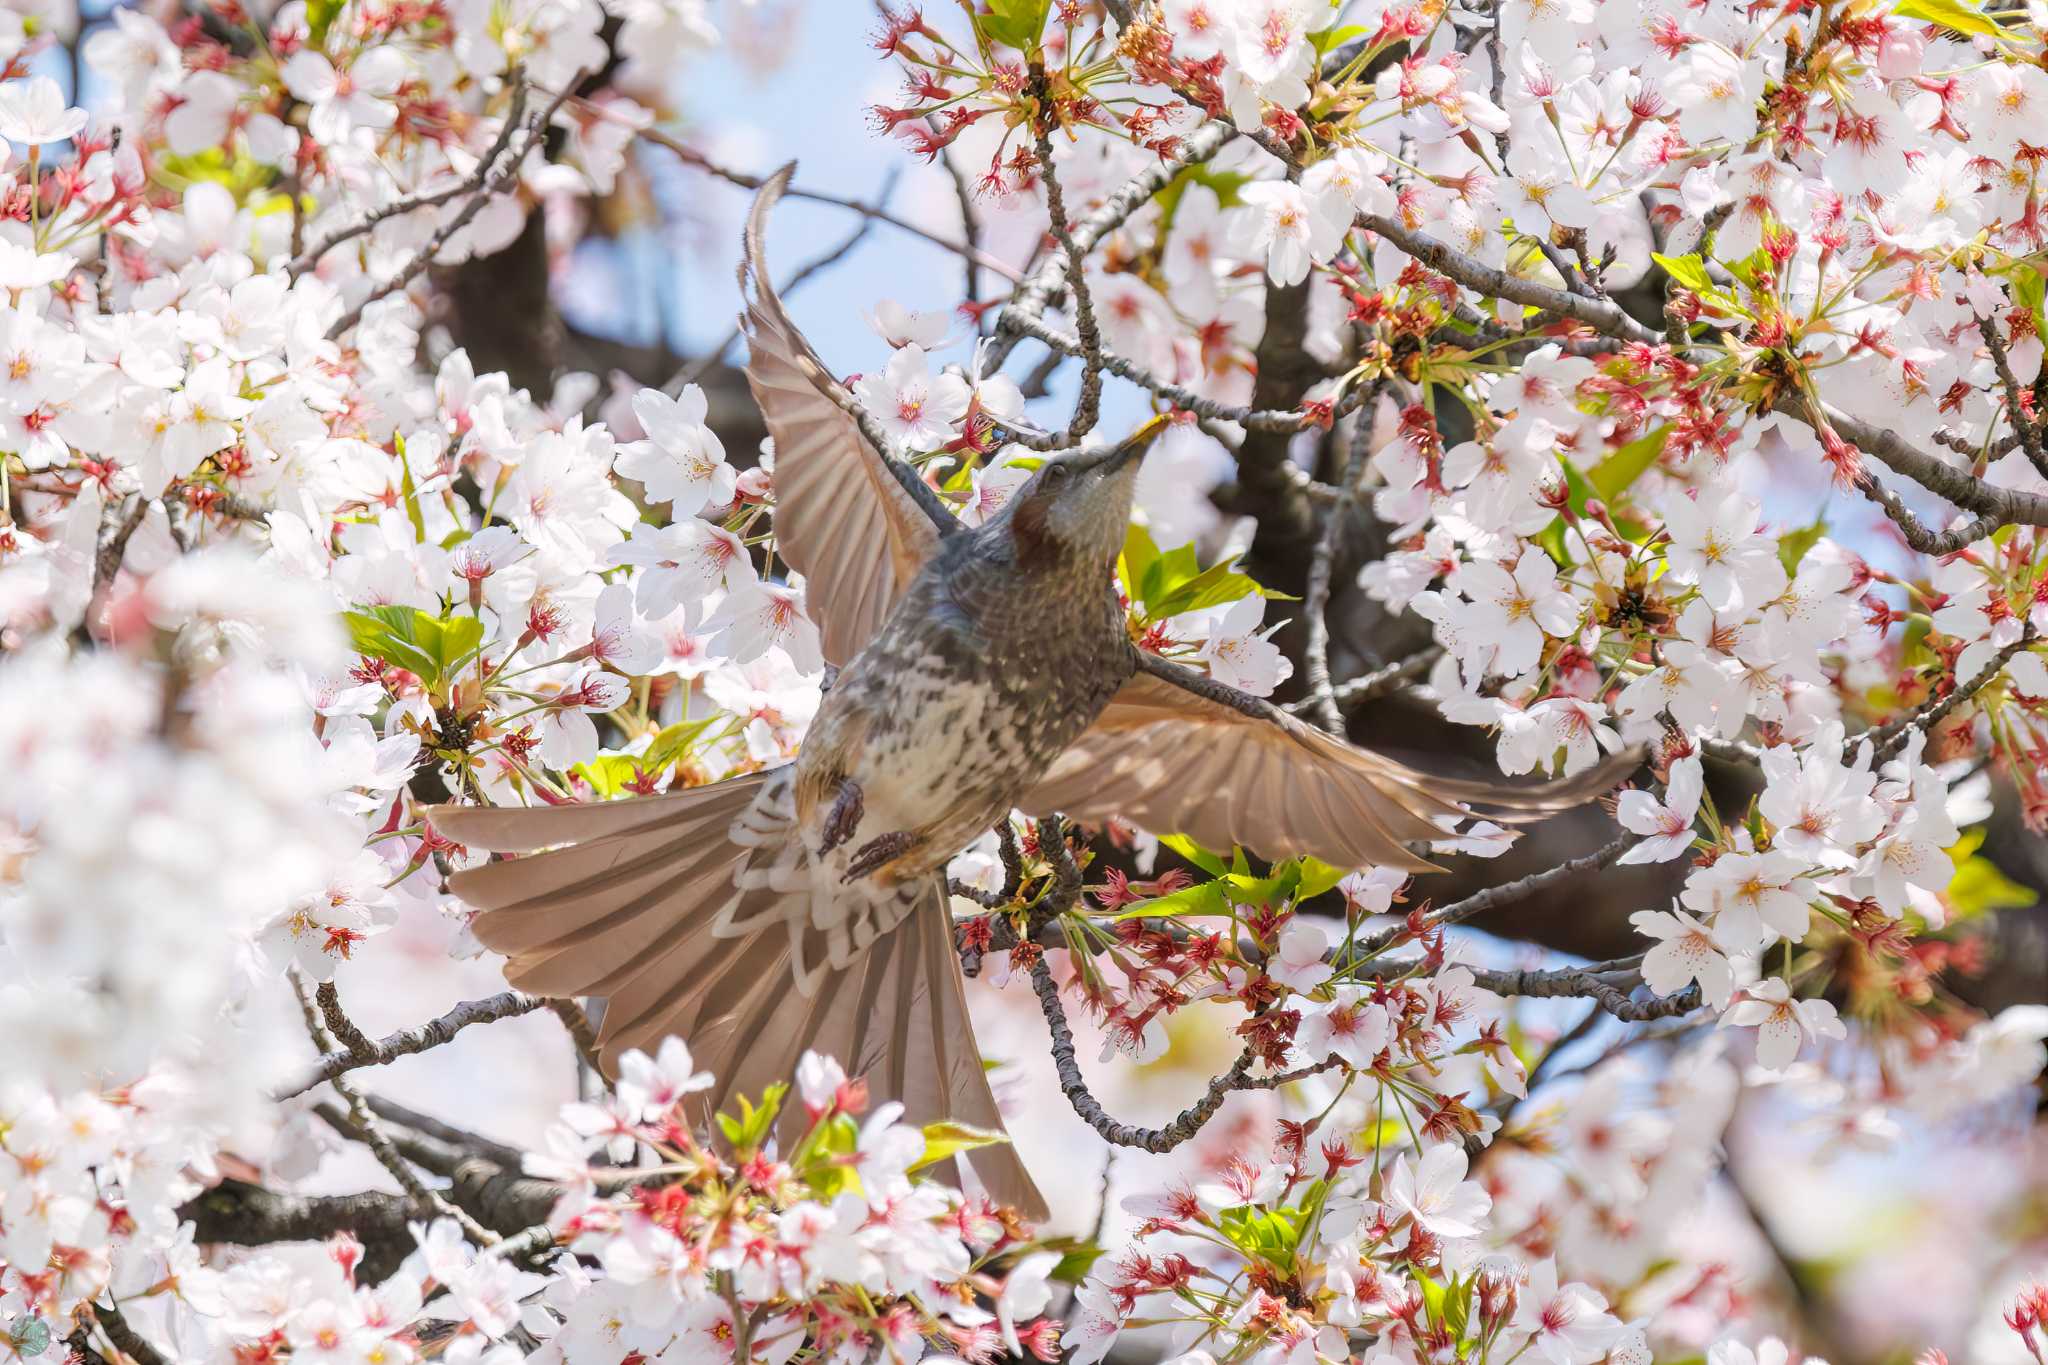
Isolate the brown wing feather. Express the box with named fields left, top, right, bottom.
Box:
left=739, top=165, right=945, bottom=666
left=1027, top=663, right=1638, bottom=873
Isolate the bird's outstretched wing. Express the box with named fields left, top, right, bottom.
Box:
left=1026, top=653, right=1639, bottom=874
left=739, top=164, right=958, bottom=667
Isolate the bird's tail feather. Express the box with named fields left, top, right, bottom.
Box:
left=427, top=783, right=1046, bottom=1219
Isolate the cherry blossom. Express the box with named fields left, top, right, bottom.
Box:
left=615, top=384, right=736, bottom=516
left=0, top=75, right=85, bottom=145
left=1631, top=905, right=1736, bottom=1009
left=851, top=344, right=969, bottom=450
left=1725, top=978, right=1849, bottom=1071
left=1616, top=756, right=1704, bottom=863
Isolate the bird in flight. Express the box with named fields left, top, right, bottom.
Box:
left=430, top=166, right=1631, bottom=1219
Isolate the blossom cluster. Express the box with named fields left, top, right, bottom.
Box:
left=524, top=1040, right=1069, bottom=1365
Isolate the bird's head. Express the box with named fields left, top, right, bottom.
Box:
left=1003, top=415, right=1170, bottom=569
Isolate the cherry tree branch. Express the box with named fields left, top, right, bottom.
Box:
left=1354, top=212, right=2048, bottom=535
left=326, top=76, right=581, bottom=342
left=1029, top=950, right=1259, bottom=1153
left=626, top=120, right=1023, bottom=283
left=291, top=974, right=498, bottom=1245
left=1977, top=314, right=2048, bottom=481
left=1029, top=64, right=1104, bottom=445
left=986, top=120, right=1235, bottom=371
left=1300, top=397, right=1375, bottom=731
left=1865, top=623, right=2041, bottom=760
left=291, top=74, right=529, bottom=278
left=277, top=989, right=553, bottom=1099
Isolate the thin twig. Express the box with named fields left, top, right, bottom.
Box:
left=292, top=76, right=529, bottom=277
left=86, top=1300, right=168, bottom=1365
left=276, top=990, right=552, bottom=1099
left=327, top=76, right=580, bottom=341
left=290, top=973, right=498, bottom=1245
left=96, top=494, right=147, bottom=589
left=1978, top=313, right=2048, bottom=480
left=547, top=996, right=606, bottom=1076
left=987, top=121, right=1235, bottom=371
left=316, top=980, right=377, bottom=1058
left=1421, top=833, right=1639, bottom=932
left=1321, top=645, right=1443, bottom=709
left=1030, top=66, right=1103, bottom=443
left=668, top=166, right=902, bottom=393
left=1851, top=471, right=2003, bottom=556
left=624, top=118, right=1022, bottom=282
left=1863, top=623, right=2040, bottom=760
left=1000, top=306, right=1334, bottom=431
left=937, top=143, right=984, bottom=309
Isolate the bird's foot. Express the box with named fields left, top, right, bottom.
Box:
left=841, top=830, right=916, bottom=883
left=819, top=777, right=864, bottom=855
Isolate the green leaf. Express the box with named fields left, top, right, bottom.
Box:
left=436, top=614, right=485, bottom=677
left=1118, top=521, right=1161, bottom=606
left=344, top=605, right=439, bottom=681
left=715, top=1083, right=788, bottom=1154
left=1588, top=425, right=1669, bottom=504
left=570, top=756, right=643, bottom=799
left=1141, top=540, right=1202, bottom=612
left=343, top=606, right=483, bottom=690
left=1158, top=832, right=1229, bottom=878
left=639, top=716, right=721, bottom=775
left=1441, top=1273, right=1471, bottom=1342
left=1721, top=246, right=1775, bottom=287
left=305, top=0, right=344, bottom=45
left=155, top=148, right=277, bottom=203
left=1116, top=877, right=1228, bottom=920
left=1417, top=1271, right=1449, bottom=1325
left=1149, top=557, right=1261, bottom=619
left=2011, top=266, right=2047, bottom=341
left=911, top=1120, right=1010, bottom=1172
left=1899, top=611, right=1935, bottom=670
left=1894, top=0, right=2002, bottom=36
left=1296, top=856, right=1350, bottom=901
left=1653, top=252, right=1713, bottom=292
left=1944, top=827, right=2037, bottom=919
left=981, top=0, right=1051, bottom=50
left=9, top=1316, right=50, bottom=1356
left=1777, top=517, right=1828, bottom=574
left=1123, top=521, right=1267, bottom=621
left=1216, top=1204, right=1306, bottom=1270
left=1307, top=23, right=1373, bottom=55
left=1153, top=164, right=1254, bottom=239
left=1052, top=1241, right=1106, bottom=1282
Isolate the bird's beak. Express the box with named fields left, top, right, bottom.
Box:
left=1099, top=413, right=1171, bottom=475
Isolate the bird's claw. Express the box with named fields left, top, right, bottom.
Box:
left=819, top=777, right=864, bottom=855
left=841, top=830, right=916, bottom=883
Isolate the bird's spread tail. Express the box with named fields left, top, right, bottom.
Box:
left=426, top=782, right=1047, bottom=1219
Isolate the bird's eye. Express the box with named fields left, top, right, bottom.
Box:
left=1044, top=464, right=1068, bottom=484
